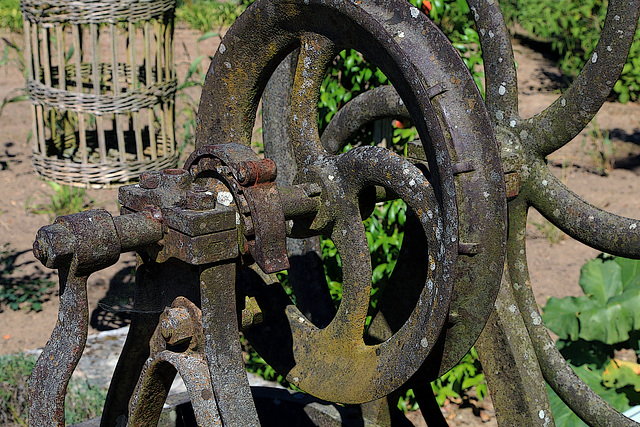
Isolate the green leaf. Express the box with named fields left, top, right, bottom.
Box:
left=578, top=302, right=634, bottom=344
left=197, top=31, right=219, bottom=42
left=614, top=258, right=640, bottom=291
left=542, top=296, right=587, bottom=340
left=578, top=258, right=622, bottom=304
left=185, top=55, right=206, bottom=81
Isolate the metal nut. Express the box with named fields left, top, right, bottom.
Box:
left=33, top=223, right=75, bottom=269
left=139, top=171, right=161, bottom=189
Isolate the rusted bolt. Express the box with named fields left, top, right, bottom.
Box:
left=185, top=189, right=217, bottom=211
left=33, top=223, right=75, bottom=269
left=139, top=171, right=161, bottom=189
left=235, top=159, right=277, bottom=186
left=160, top=168, right=191, bottom=191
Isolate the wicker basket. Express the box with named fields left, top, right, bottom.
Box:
left=22, top=0, right=178, bottom=188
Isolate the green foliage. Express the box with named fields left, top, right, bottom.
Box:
left=530, top=217, right=567, bottom=244
left=0, top=354, right=107, bottom=425
left=500, top=0, right=640, bottom=103
left=582, top=119, right=615, bottom=175
left=0, top=244, right=55, bottom=312
left=243, top=342, right=291, bottom=387
left=543, top=256, right=640, bottom=345
left=542, top=255, right=640, bottom=424
left=431, top=347, right=486, bottom=406
left=0, top=0, right=22, bottom=33
left=176, top=1, right=249, bottom=32
left=0, top=353, right=35, bottom=426
left=64, top=379, right=108, bottom=424
left=318, top=0, right=483, bottom=150
left=26, top=181, right=93, bottom=220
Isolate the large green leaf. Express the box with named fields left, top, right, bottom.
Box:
left=579, top=258, right=622, bottom=304
left=548, top=257, right=640, bottom=345
left=542, top=296, right=591, bottom=341
left=578, top=302, right=635, bottom=344
left=615, top=257, right=640, bottom=292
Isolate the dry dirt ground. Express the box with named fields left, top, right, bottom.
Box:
left=0, top=27, right=639, bottom=425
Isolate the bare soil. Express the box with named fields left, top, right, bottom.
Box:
left=0, top=28, right=639, bottom=425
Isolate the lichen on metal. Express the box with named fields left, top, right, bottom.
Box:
left=27, top=0, right=640, bottom=425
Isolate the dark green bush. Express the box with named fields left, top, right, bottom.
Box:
left=500, top=0, right=640, bottom=102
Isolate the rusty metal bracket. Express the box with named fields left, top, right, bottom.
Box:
left=184, top=143, right=289, bottom=273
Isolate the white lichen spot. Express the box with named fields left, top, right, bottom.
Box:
left=541, top=179, right=548, bottom=186
left=298, top=317, right=305, bottom=323
left=496, top=110, right=504, bottom=121
left=219, top=43, right=226, bottom=54
left=591, top=52, right=598, bottom=63
left=513, top=282, right=520, bottom=290
left=410, top=6, right=419, bottom=18
left=510, top=120, right=516, bottom=128
left=224, top=61, right=231, bottom=69
left=293, top=376, right=300, bottom=382
left=607, top=45, right=612, bottom=52
left=328, top=175, right=334, bottom=181
left=614, top=14, right=621, bottom=21
left=427, top=210, right=433, bottom=219
left=531, top=311, right=542, bottom=326
left=479, top=28, right=486, bottom=36
left=483, top=191, right=490, bottom=199
left=396, top=31, right=405, bottom=38
left=539, top=410, right=545, bottom=419
left=217, top=191, right=233, bottom=206
left=508, top=304, right=517, bottom=313
left=630, top=223, right=637, bottom=230
left=588, top=215, right=594, bottom=220
left=420, top=338, right=429, bottom=348
left=498, top=85, right=506, bottom=96
left=554, top=209, right=560, bottom=217
left=489, top=30, right=495, bottom=38
left=498, top=57, right=503, bottom=63
left=561, top=98, right=567, bottom=107
left=235, top=212, right=240, bottom=225
left=409, top=179, right=416, bottom=186
left=451, top=235, right=457, bottom=242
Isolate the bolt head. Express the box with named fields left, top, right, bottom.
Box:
left=139, top=171, right=161, bottom=189
left=33, top=223, right=74, bottom=268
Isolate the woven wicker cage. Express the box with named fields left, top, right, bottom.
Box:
left=21, top=0, right=178, bottom=188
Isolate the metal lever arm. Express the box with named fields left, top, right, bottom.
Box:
left=29, top=209, right=163, bottom=426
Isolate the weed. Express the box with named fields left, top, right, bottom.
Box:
left=0, top=0, right=22, bottom=33
left=0, top=353, right=35, bottom=426
left=0, top=36, right=28, bottom=121
left=531, top=217, right=567, bottom=244
left=0, top=244, right=55, bottom=312
left=0, top=353, right=107, bottom=425
left=582, top=120, right=615, bottom=176
left=176, top=1, right=248, bottom=33
left=26, top=181, right=93, bottom=220
left=64, top=380, right=107, bottom=424
left=501, top=0, right=640, bottom=103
